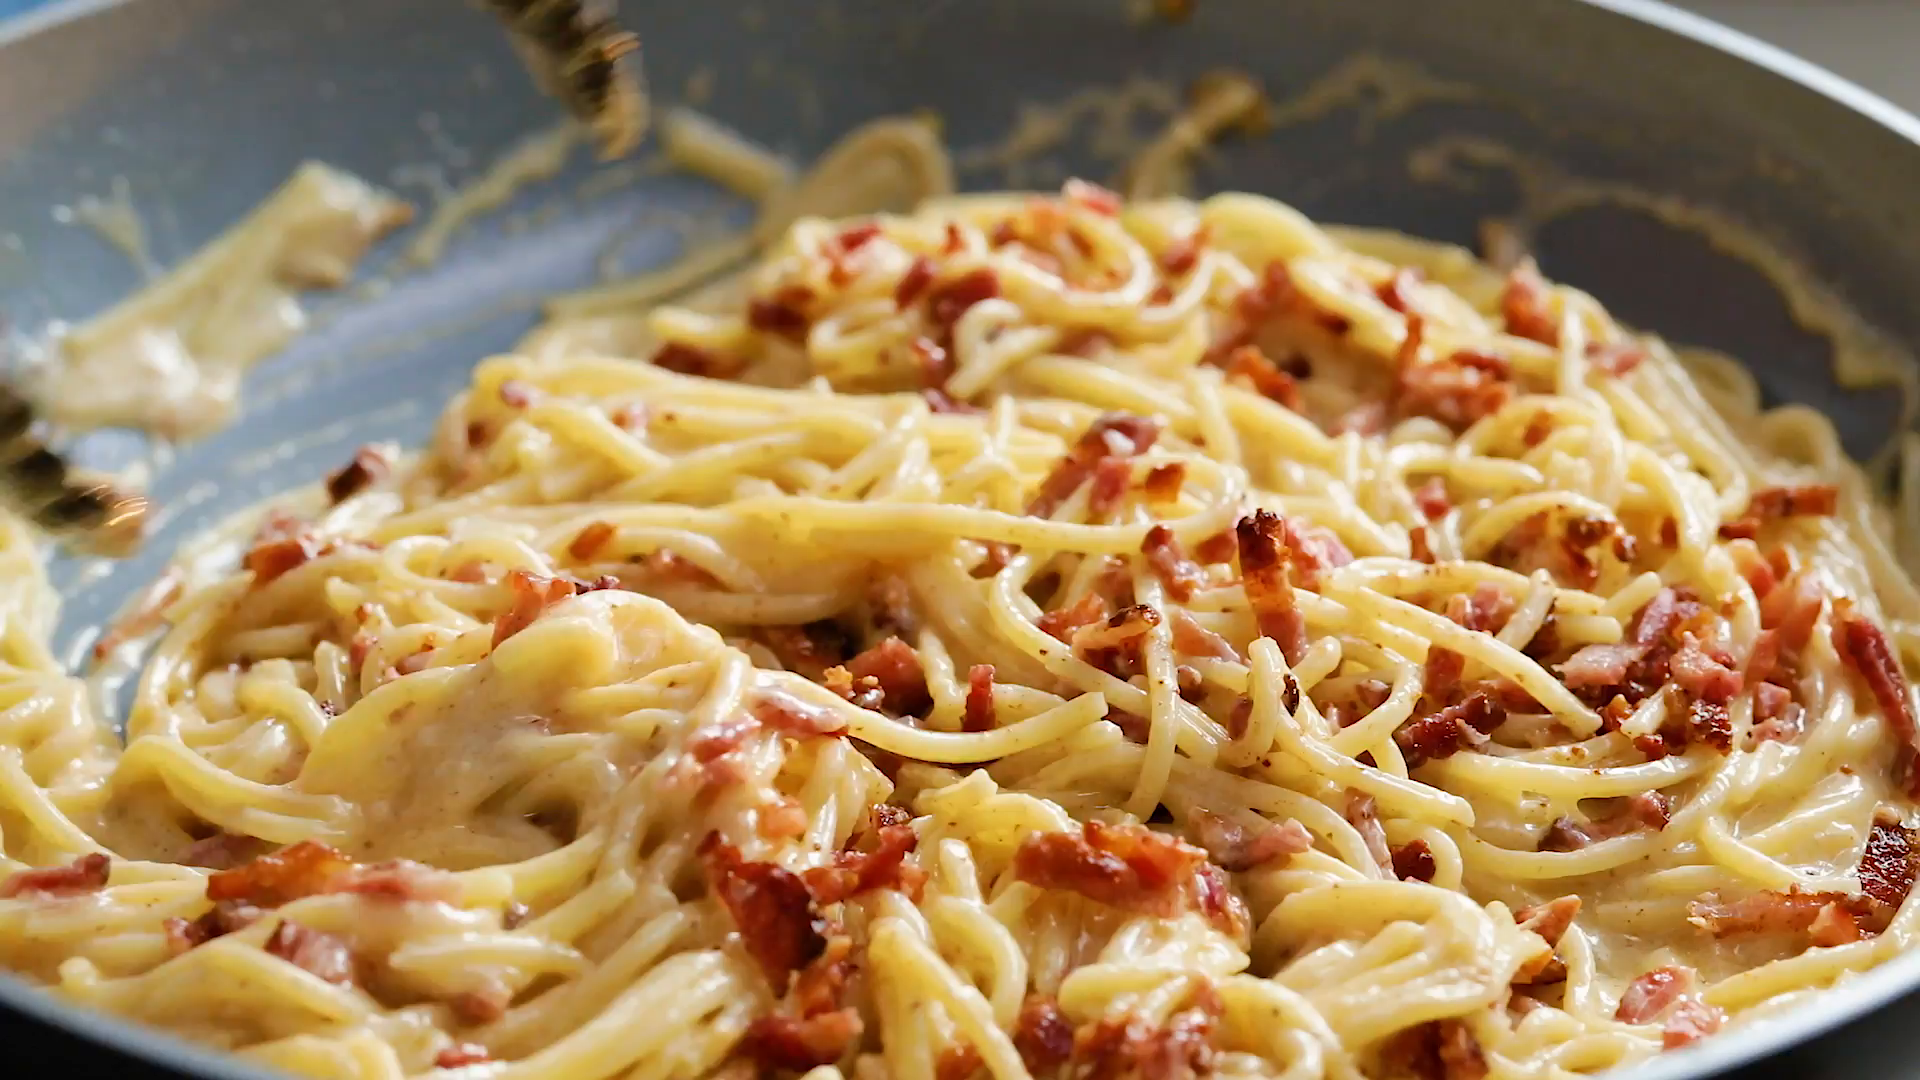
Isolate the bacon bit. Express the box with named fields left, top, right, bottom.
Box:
left=1074, top=984, right=1222, bottom=1080
left=1143, top=464, right=1186, bottom=506
left=789, top=933, right=856, bottom=1020
left=1556, top=643, right=1646, bottom=689
left=446, top=561, right=489, bottom=585
left=835, top=222, right=882, bottom=253
left=464, top=420, right=490, bottom=447
left=1688, top=888, right=1882, bottom=940
left=1587, top=341, right=1646, bottom=376
left=635, top=548, right=723, bottom=589
left=1392, top=840, right=1437, bottom=883
left=1516, top=895, right=1580, bottom=951
left=434, top=1044, right=492, bottom=1069
left=207, top=841, right=354, bottom=907
left=1236, top=510, right=1308, bottom=665
left=1382, top=1019, right=1487, bottom=1080
left=936, top=1044, right=983, bottom=1080
left=1540, top=793, right=1671, bottom=852
left=925, top=268, right=1002, bottom=328
left=568, top=521, right=617, bottom=561
left=1748, top=484, right=1840, bottom=521
left=1038, top=592, right=1109, bottom=645
left=1409, top=525, right=1437, bottom=564
left=1063, top=178, right=1122, bottom=215
left=742, top=1009, right=863, bottom=1072
left=701, top=834, right=827, bottom=988
left=1412, top=477, right=1451, bottom=521
left=1194, top=531, right=1237, bottom=565
left=840, top=637, right=930, bottom=716
left=1396, top=693, right=1505, bottom=768
left=1029, top=413, right=1161, bottom=519
left=1501, top=261, right=1559, bottom=345
left=1074, top=604, right=1161, bottom=653
left=1159, top=227, right=1208, bottom=275
left=973, top=540, right=1017, bottom=578
left=491, top=569, right=578, bottom=648
left=865, top=576, right=918, bottom=641
left=244, top=522, right=322, bottom=587
left=1616, top=966, right=1692, bottom=1024
left=1663, top=999, right=1725, bottom=1049
left=687, top=716, right=759, bottom=767
left=448, top=985, right=510, bottom=1025
left=1346, top=791, right=1393, bottom=875
left=758, top=797, right=810, bottom=841
left=1750, top=681, right=1805, bottom=745
left=264, top=920, right=354, bottom=984
left=1809, top=901, right=1864, bottom=947
left=803, top=815, right=925, bottom=905
left=1761, top=570, right=1825, bottom=653
left=1376, top=267, right=1421, bottom=314
left=498, top=379, right=537, bottom=408
left=1282, top=521, right=1353, bottom=589
left=651, top=341, right=739, bottom=378
left=0, top=852, right=109, bottom=899
left=324, top=446, right=390, bottom=504
left=1834, top=606, right=1920, bottom=795
left=1186, top=809, right=1312, bottom=872
left=941, top=222, right=965, bottom=255
left=763, top=622, right=852, bottom=682
left=1670, top=633, right=1742, bottom=705
left=1014, top=995, right=1076, bottom=1074
left=1011, top=821, right=1214, bottom=919
left=1225, top=345, right=1304, bottom=411
left=1858, top=806, right=1918, bottom=910
left=752, top=691, right=850, bottom=738
left=1169, top=610, right=1239, bottom=663
left=1087, top=456, right=1135, bottom=520
left=963, top=664, right=997, bottom=733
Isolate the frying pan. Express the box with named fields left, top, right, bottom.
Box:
left=1, top=0, right=1918, bottom=1076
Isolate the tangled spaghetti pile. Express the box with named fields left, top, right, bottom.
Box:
left=3, top=178, right=1919, bottom=1080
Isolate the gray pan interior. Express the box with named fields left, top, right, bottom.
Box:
left=0, top=0, right=1918, bottom=1077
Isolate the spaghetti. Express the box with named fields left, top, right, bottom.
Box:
left=1, top=143, right=1918, bottom=1080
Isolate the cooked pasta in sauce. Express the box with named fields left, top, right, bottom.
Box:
left=2, top=122, right=1919, bottom=1080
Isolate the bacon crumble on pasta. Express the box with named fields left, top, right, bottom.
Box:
left=2, top=172, right=1918, bottom=1080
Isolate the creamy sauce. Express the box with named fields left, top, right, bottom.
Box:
left=52, top=176, right=156, bottom=280
left=400, top=123, right=581, bottom=269
left=37, top=162, right=411, bottom=439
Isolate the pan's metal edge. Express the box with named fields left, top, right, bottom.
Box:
left=0, top=0, right=1915, bottom=1078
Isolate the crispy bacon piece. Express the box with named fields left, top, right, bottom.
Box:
left=244, top=516, right=323, bottom=586
left=1833, top=607, right=1920, bottom=795
left=1396, top=693, right=1505, bottom=768
left=1761, top=569, right=1825, bottom=653
left=1586, top=341, right=1646, bottom=377
left=1159, top=226, right=1208, bottom=275
left=1142, top=526, right=1208, bottom=603
left=964, top=664, right=997, bottom=733
left=208, top=841, right=354, bottom=907
left=264, top=920, right=354, bottom=984
left=1346, top=791, right=1393, bottom=875
left=835, top=222, right=882, bottom=253
left=1392, top=840, right=1437, bottom=883
left=1376, top=267, right=1421, bottom=314
left=925, top=268, right=1001, bottom=328
left=1539, top=793, right=1671, bottom=852
left=651, top=341, right=740, bottom=378
left=1616, top=966, right=1692, bottom=1024
left=1074, top=604, right=1162, bottom=652
left=743, top=1009, right=863, bottom=1072
left=1409, top=525, right=1437, bottom=565
left=491, top=570, right=578, bottom=648
left=841, top=637, right=931, bottom=716
left=1063, top=178, right=1122, bottom=215
left=1663, top=998, right=1725, bottom=1049
left=1282, top=519, right=1354, bottom=589
left=1169, top=610, right=1240, bottom=663
left=0, top=852, right=110, bottom=899
left=1012, top=821, right=1210, bottom=918
left=1412, top=477, right=1451, bottom=521
left=1721, top=485, right=1841, bottom=542
left=1143, top=464, right=1187, bottom=505
left=568, top=521, right=620, bottom=561
left=701, top=834, right=827, bottom=989
left=1501, top=261, right=1559, bottom=345
left=1670, top=633, right=1742, bottom=705
left=324, top=446, right=390, bottom=504
left=1557, top=643, right=1646, bottom=690
left=1075, top=984, right=1222, bottom=1080
left=747, top=284, right=814, bottom=342
left=1087, top=456, right=1135, bottom=520
left=1857, top=807, right=1918, bottom=910
left=1029, top=414, right=1161, bottom=519
left=803, top=816, right=925, bottom=905
left=1186, top=809, right=1311, bottom=872
left=1226, top=345, right=1303, bottom=411
left=936, top=1044, right=983, bottom=1080
left=1686, top=888, right=1882, bottom=940
left=434, top=1044, right=492, bottom=1069
left=1750, top=680, right=1805, bottom=745
left=1014, top=995, right=1076, bottom=1074
left=1382, top=1018, right=1488, bottom=1080
left=1396, top=347, right=1514, bottom=433
left=1038, top=592, right=1110, bottom=645
left=1511, top=895, right=1579, bottom=983
left=763, top=622, right=852, bottom=682
left=891, top=259, right=936, bottom=311
left=1236, top=510, right=1308, bottom=664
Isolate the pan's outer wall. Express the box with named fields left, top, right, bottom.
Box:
left=0, top=0, right=1919, bottom=1078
